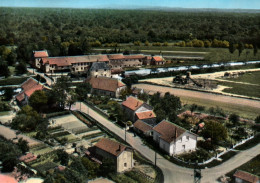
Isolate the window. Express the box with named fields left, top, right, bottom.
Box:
left=104, top=69, right=107, bottom=71
left=182, top=145, right=185, bottom=150
left=124, top=163, right=127, bottom=167
left=187, top=136, right=189, bottom=141
left=96, top=69, right=98, bottom=72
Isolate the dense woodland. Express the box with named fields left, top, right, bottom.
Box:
left=0, top=7, right=259, bottom=62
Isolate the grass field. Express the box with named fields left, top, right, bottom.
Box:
left=217, top=81, right=260, bottom=98
left=223, top=71, right=260, bottom=85
left=180, top=95, right=259, bottom=120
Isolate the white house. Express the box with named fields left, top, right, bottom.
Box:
left=153, top=120, right=197, bottom=155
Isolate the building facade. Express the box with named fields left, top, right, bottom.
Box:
left=153, top=120, right=197, bottom=155
left=94, top=138, right=134, bottom=173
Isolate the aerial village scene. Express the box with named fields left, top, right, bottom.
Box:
left=0, top=0, right=259, bottom=183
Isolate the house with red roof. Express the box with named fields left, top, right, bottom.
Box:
left=133, top=120, right=153, bottom=136
left=151, top=56, right=165, bottom=65
left=32, top=50, right=49, bottom=69
left=122, top=96, right=155, bottom=125
left=15, top=78, right=49, bottom=105
left=233, top=170, right=259, bottom=183
left=93, top=138, right=134, bottom=173
left=86, top=77, right=126, bottom=98
left=153, top=120, right=197, bottom=155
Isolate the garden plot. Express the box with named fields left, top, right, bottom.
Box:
left=49, top=114, right=89, bottom=134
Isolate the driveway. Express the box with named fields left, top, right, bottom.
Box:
left=73, top=102, right=260, bottom=183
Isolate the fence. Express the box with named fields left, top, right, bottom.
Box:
left=170, top=135, right=255, bottom=166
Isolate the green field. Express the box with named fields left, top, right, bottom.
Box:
left=180, top=96, right=259, bottom=120
left=217, top=81, right=260, bottom=98
left=223, top=71, right=260, bottom=85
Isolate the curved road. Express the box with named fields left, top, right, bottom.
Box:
left=73, top=102, right=260, bottom=183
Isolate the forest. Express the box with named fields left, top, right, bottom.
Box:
left=0, top=7, right=259, bottom=62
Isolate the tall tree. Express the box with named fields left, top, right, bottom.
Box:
left=29, top=90, right=48, bottom=112
left=228, top=42, right=236, bottom=60
left=0, top=61, right=10, bottom=78
left=238, top=42, right=244, bottom=57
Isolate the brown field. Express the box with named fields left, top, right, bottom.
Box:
left=133, top=83, right=260, bottom=119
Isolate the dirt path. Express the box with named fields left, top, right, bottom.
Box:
left=133, top=83, right=260, bottom=109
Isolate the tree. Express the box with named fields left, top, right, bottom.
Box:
left=29, top=90, right=48, bottom=112
left=229, top=113, right=240, bottom=125
left=75, top=82, right=92, bottom=101
left=253, top=44, right=258, bottom=56
left=189, top=104, right=198, bottom=115
left=17, top=138, right=29, bottom=154
left=201, top=120, right=228, bottom=144
left=81, top=157, right=99, bottom=179
left=56, top=149, right=69, bottom=166
left=15, top=62, right=27, bottom=75
left=66, top=90, right=77, bottom=110
left=3, top=87, right=14, bottom=101
left=137, top=92, right=149, bottom=103
left=0, top=61, right=10, bottom=78
left=229, top=42, right=236, bottom=60
left=155, top=109, right=166, bottom=123
left=51, top=76, right=71, bottom=109
left=208, top=107, right=216, bottom=117
left=255, top=115, right=260, bottom=124
left=238, top=42, right=244, bottom=57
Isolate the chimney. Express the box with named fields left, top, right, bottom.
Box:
left=118, top=145, right=121, bottom=151
left=175, top=128, right=178, bottom=139
left=136, top=101, right=139, bottom=107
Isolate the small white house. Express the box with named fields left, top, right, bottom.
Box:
left=153, top=120, right=197, bottom=155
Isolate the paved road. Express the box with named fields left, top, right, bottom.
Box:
left=73, top=102, right=260, bottom=183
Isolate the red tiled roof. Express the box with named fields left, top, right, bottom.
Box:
left=153, top=120, right=186, bottom=143
left=107, top=54, right=125, bottom=60
left=134, top=120, right=153, bottom=133
left=0, top=174, right=18, bottom=183
left=122, top=96, right=144, bottom=111
left=16, top=78, right=46, bottom=101
left=16, top=92, right=25, bottom=102
left=111, top=68, right=124, bottom=74
left=19, top=153, right=37, bottom=163
left=136, top=110, right=156, bottom=120
left=42, top=55, right=109, bottom=67
left=124, top=54, right=145, bottom=59
left=153, top=56, right=164, bottom=62
left=234, top=170, right=259, bottom=183
left=86, top=77, right=125, bottom=92
left=95, top=138, right=126, bottom=157
left=34, top=51, right=48, bottom=58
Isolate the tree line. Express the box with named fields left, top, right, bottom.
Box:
left=0, top=7, right=259, bottom=62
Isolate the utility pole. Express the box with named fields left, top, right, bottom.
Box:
left=194, top=162, right=202, bottom=183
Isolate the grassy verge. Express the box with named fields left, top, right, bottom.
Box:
left=0, top=111, right=10, bottom=116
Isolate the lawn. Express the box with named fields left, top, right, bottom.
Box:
left=223, top=71, right=260, bottom=85
left=217, top=81, right=260, bottom=98
left=180, top=96, right=259, bottom=120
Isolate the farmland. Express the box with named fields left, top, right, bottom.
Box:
left=133, top=83, right=260, bottom=119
